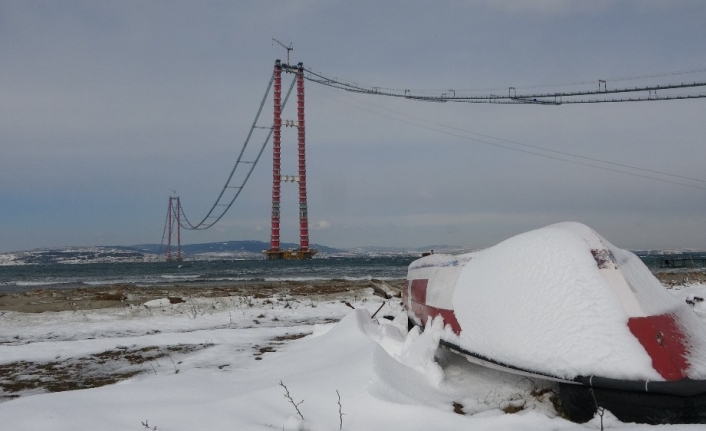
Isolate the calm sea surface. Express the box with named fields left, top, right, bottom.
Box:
left=0, top=257, right=416, bottom=294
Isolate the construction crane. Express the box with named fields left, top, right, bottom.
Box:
left=272, top=38, right=293, bottom=64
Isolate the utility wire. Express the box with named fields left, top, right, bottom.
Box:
left=309, top=85, right=706, bottom=192
left=324, top=87, right=706, bottom=185
left=178, top=71, right=298, bottom=230
left=304, top=66, right=706, bottom=94
left=156, top=202, right=171, bottom=259
left=178, top=71, right=275, bottom=229
left=304, top=67, right=706, bottom=104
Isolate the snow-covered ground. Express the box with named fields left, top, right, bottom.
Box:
left=1, top=286, right=706, bottom=430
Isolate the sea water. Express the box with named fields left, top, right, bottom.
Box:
left=0, top=256, right=416, bottom=294
left=1, top=252, right=703, bottom=294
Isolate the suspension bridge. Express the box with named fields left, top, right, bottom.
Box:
left=160, top=56, right=706, bottom=261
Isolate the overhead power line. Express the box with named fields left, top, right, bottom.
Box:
left=303, top=67, right=706, bottom=104
left=309, top=84, right=706, bottom=191
left=177, top=70, right=297, bottom=231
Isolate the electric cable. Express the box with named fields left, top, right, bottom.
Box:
left=309, top=85, right=706, bottom=191
left=178, top=71, right=297, bottom=230
left=304, top=67, right=706, bottom=104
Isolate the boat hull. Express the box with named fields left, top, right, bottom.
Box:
left=404, top=222, right=706, bottom=423
left=560, top=382, right=706, bottom=424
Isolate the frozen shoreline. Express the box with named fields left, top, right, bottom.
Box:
left=0, top=279, right=403, bottom=313
left=1, top=277, right=705, bottom=429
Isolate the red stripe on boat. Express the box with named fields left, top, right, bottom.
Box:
left=410, top=279, right=427, bottom=304
left=408, top=279, right=461, bottom=335
left=627, top=314, right=688, bottom=380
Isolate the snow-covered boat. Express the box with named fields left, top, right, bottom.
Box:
left=404, top=222, right=706, bottom=423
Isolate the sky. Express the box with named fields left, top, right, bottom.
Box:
left=2, top=0, right=706, bottom=253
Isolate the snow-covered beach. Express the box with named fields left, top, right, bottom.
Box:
left=1, top=275, right=705, bottom=430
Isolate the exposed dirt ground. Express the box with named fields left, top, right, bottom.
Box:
left=0, top=279, right=388, bottom=402
left=0, top=279, right=406, bottom=313
left=1, top=272, right=703, bottom=314
left=0, top=344, right=211, bottom=402
left=654, top=270, right=706, bottom=288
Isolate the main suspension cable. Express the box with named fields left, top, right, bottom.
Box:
left=170, top=64, right=706, bottom=237
left=156, top=201, right=171, bottom=258
left=303, top=67, right=706, bottom=104
left=310, top=84, right=706, bottom=192
left=178, top=71, right=297, bottom=230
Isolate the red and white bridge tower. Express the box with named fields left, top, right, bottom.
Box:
left=165, top=196, right=183, bottom=262
left=264, top=60, right=317, bottom=260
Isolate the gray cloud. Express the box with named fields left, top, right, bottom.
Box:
left=1, top=1, right=705, bottom=252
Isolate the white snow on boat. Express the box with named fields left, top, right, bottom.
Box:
left=405, top=222, right=706, bottom=384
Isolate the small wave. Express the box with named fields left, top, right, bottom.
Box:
left=341, top=276, right=401, bottom=281
left=261, top=275, right=400, bottom=282
left=13, top=280, right=72, bottom=287
left=160, top=274, right=200, bottom=280
left=263, top=276, right=331, bottom=282
left=83, top=280, right=134, bottom=286
left=200, top=277, right=267, bottom=282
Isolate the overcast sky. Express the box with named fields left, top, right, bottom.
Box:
left=2, top=1, right=706, bottom=253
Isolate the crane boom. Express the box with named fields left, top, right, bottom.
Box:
left=272, top=38, right=293, bottom=64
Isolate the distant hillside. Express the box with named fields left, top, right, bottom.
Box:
left=2, top=241, right=705, bottom=266
left=0, top=241, right=345, bottom=265
left=0, top=247, right=159, bottom=265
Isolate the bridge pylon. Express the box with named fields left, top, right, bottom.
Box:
left=264, top=60, right=317, bottom=260
left=165, top=196, right=183, bottom=262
